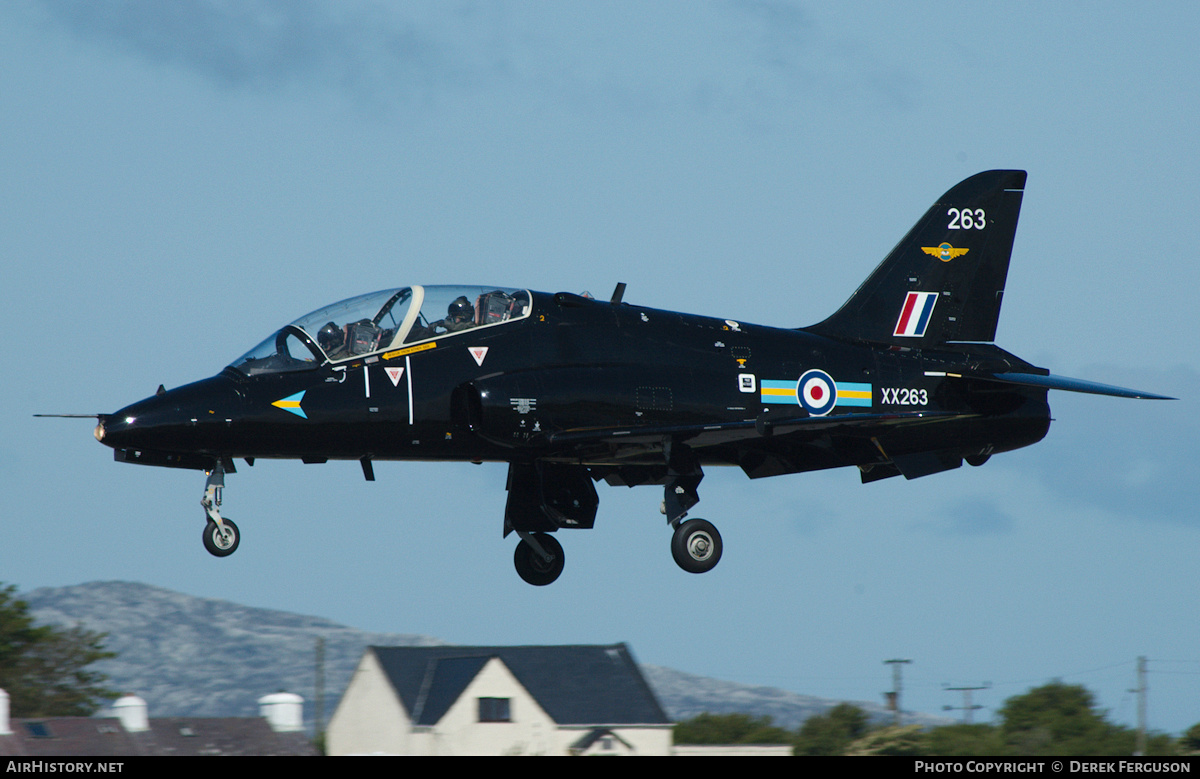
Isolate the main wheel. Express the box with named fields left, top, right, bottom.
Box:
left=514, top=533, right=565, bottom=586
left=202, top=518, right=240, bottom=558
left=671, top=518, right=722, bottom=573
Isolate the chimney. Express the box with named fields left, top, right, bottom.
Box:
left=113, top=694, right=149, bottom=732
left=258, top=692, right=304, bottom=732
left=0, top=688, right=11, bottom=735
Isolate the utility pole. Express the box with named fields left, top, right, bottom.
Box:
left=884, top=659, right=912, bottom=727
left=943, top=683, right=990, bottom=724
left=315, top=637, right=326, bottom=738
left=1132, top=656, right=1147, bottom=756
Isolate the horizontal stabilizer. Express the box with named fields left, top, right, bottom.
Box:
left=982, top=372, right=1174, bottom=400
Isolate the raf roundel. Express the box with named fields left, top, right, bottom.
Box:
left=796, top=369, right=837, bottom=416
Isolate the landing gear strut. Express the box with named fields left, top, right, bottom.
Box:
left=201, top=463, right=240, bottom=558
left=663, top=442, right=722, bottom=574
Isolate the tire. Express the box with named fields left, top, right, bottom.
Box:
left=671, top=518, right=722, bottom=573
left=202, top=518, right=240, bottom=558
left=514, top=533, right=564, bottom=586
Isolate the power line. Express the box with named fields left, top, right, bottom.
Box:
left=943, top=683, right=990, bottom=724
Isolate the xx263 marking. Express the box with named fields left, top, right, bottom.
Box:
left=880, top=387, right=927, bottom=406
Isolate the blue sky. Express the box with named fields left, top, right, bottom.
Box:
left=3, top=1, right=1198, bottom=734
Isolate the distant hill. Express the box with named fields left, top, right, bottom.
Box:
left=23, top=581, right=441, bottom=723
left=23, top=581, right=935, bottom=731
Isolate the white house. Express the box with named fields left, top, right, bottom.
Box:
left=327, top=644, right=673, bottom=756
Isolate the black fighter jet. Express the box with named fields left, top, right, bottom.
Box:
left=79, top=170, right=1170, bottom=585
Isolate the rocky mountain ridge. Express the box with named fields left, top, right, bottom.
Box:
left=23, top=581, right=924, bottom=730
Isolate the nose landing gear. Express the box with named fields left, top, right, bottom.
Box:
left=203, top=516, right=240, bottom=557
left=201, top=463, right=240, bottom=558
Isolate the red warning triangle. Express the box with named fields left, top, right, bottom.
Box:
left=385, top=367, right=404, bottom=386
left=469, top=347, right=488, bottom=367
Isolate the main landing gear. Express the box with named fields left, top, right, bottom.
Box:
left=507, top=518, right=723, bottom=585
left=662, top=442, right=722, bottom=575
left=200, top=463, right=240, bottom=558
left=670, top=518, right=722, bottom=574
left=503, top=453, right=725, bottom=585
left=513, top=532, right=565, bottom=586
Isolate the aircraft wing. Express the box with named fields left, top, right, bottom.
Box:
left=545, top=410, right=971, bottom=451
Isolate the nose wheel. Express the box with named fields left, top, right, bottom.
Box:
left=671, top=518, right=722, bottom=573
left=203, top=518, right=240, bottom=557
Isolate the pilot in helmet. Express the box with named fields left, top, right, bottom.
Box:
left=317, top=322, right=346, bottom=357
left=442, top=296, right=475, bottom=332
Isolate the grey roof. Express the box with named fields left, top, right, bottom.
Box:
left=129, top=717, right=318, bottom=756
left=0, top=717, right=317, bottom=757
left=0, top=718, right=136, bottom=757
left=370, top=643, right=670, bottom=727
left=414, top=656, right=490, bottom=725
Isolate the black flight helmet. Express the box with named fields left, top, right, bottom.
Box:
left=317, top=322, right=344, bottom=354
left=448, top=296, right=473, bottom=323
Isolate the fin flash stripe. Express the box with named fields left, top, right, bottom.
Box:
left=894, top=291, right=938, bottom=337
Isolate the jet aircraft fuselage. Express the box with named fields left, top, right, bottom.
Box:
left=82, top=171, right=1169, bottom=585
left=99, top=289, right=1050, bottom=476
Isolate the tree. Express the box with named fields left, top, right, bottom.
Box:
left=1180, top=723, right=1200, bottom=754
left=923, top=723, right=1006, bottom=756
left=793, top=703, right=871, bottom=756
left=921, top=683, right=1176, bottom=757
left=845, top=724, right=925, bottom=756
left=673, top=712, right=792, bottom=745
left=0, top=584, right=118, bottom=717
left=997, top=681, right=1144, bottom=756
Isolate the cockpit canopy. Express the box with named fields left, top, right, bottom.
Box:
left=229, top=285, right=532, bottom=376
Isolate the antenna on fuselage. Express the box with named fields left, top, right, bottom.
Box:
left=610, top=282, right=627, bottom=305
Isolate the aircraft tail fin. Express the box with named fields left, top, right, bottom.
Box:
left=807, top=170, right=1026, bottom=346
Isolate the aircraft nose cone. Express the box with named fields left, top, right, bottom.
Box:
left=98, top=409, right=146, bottom=449
left=99, top=375, right=244, bottom=453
